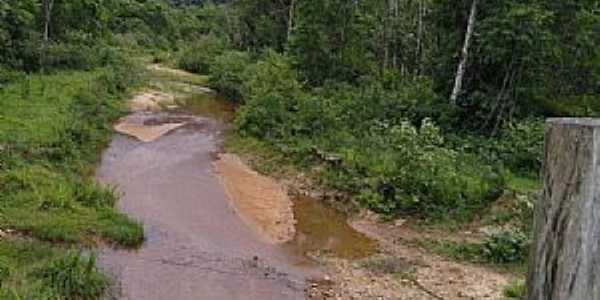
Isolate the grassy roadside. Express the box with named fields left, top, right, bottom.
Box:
left=0, top=66, right=144, bottom=298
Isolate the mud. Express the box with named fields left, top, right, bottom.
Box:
left=214, top=153, right=296, bottom=244
left=126, top=90, right=175, bottom=112
left=287, top=195, right=377, bottom=260
left=98, top=66, right=384, bottom=299
left=98, top=90, right=315, bottom=299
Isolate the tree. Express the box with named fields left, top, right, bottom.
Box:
left=450, top=0, right=478, bottom=104
left=42, top=0, right=54, bottom=41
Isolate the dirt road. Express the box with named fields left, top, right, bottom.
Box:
left=96, top=85, right=315, bottom=299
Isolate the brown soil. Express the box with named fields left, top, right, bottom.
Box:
left=114, top=90, right=185, bottom=142
left=214, top=153, right=296, bottom=244
left=228, top=155, right=516, bottom=300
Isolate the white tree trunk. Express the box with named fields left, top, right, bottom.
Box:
left=43, top=0, right=54, bottom=42
left=286, top=0, right=295, bottom=43
left=528, top=118, right=600, bottom=300
left=450, top=0, right=478, bottom=104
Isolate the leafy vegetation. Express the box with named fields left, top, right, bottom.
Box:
left=420, top=227, right=529, bottom=267
left=483, top=229, right=529, bottom=264
left=1, top=0, right=598, bottom=296
left=36, top=251, right=108, bottom=299
left=503, top=280, right=526, bottom=300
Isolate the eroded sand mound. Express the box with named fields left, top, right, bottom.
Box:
left=214, top=153, right=296, bottom=244
left=114, top=120, right=184, bottom=143
left=114, top=90, right=184, bottom=142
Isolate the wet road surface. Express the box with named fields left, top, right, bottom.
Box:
left=97, top=107, right=309, bottom=299
left=96, top=85, right=376, bottom=299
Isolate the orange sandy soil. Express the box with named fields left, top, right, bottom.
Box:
left=214, top=153, right=296, bottom=244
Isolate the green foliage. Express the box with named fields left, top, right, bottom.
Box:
left=36, top=251, right=108, bottom=300
left=0, top=69, right=144, bottom=246
left=0, top=259, right=9, bottom=287
left=420, top=239, right=486, bottom=263
left=235, top=51, right=304, bottom=139
left=290, top=0, right=377, bottom=84
left=503, top=281, right=526, bottom=299
left=229, top=0, right=290, bottom=51
left=209, top=50, right=251, bottom=102
left=452, top=119, right=544, bottom=174
left=483, top=228, right=529, bottom=264
left=177, top=34, right=230, bottom=74
left=233, top=52, right=504, bottom=218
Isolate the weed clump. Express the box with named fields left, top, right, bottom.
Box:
left=36, top=252, right=108, bottom=300
left=483, top=228, right=529, bottom=264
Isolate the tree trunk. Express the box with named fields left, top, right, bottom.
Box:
left=416, top=0, right=424, bottom=75
left=286, top=0, right=295, bottom=43
left=450, top=0, right=478, bottom=104
left=43, top=0, right=55, bottom=42
left=527, top=118, right=600, bottom=300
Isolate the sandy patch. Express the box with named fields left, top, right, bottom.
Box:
left=128, top=91, right=176, bottom=112
left=114, top=121, right=185, bottom=143
left=214, top=153, right=296, bottom=244
left=147, top=64, right=198, bottom=78
left=341, top=217, right=511, bottom=300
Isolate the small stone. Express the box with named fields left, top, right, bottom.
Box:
left=394, top=218, right=406, bottom=227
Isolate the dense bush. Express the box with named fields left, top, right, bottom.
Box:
left=234, top=52, right=505, bottom=218
left=483, top=228, right=529, bottom=264
left=451, top=119, right=544, bottom=174
left=177, top=34, right=230, bottom=74
left=209, top=51, right=251, bottom=102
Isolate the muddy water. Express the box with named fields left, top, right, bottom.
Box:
left=97, top=90, right=375, bottom=299
left=288, top=195, right=377, bottom=260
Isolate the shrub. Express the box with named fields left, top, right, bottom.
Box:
left=483, top=228, right=529, bottom=264
left=503, top=281, right=526, bottom=299
left=177, top=34, right=230, bottom=74
left=496, top=119, right=544, bottom=173
left=350, top=119, right=504, bottom=217
left=235, top=55, right=505, bottom=218
left=449, top=118, right=544, bottom=175
left=36, top=251, right=108, bottom=299
left=73, top=181, right=118, bottom=208
left=209, top=51, right=251, bottom=102
left=235, top=51, right=304, bottom=139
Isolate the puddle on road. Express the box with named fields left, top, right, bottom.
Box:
left=179, top=92, right=235, bottom=122
left=286, top=195, right=377, bottom=260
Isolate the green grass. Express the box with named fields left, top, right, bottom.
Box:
left=0, top=239, right=109, bottom=299
left=417, top=238, right=528, bottom=275
left=506, top=173, right=541, bottom=194
left=0, top=68, right=144, bottom=297
left=503, top=280, right=526, bottom=299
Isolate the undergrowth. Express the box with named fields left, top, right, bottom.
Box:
left=0, top=63, right=144, bottom=298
